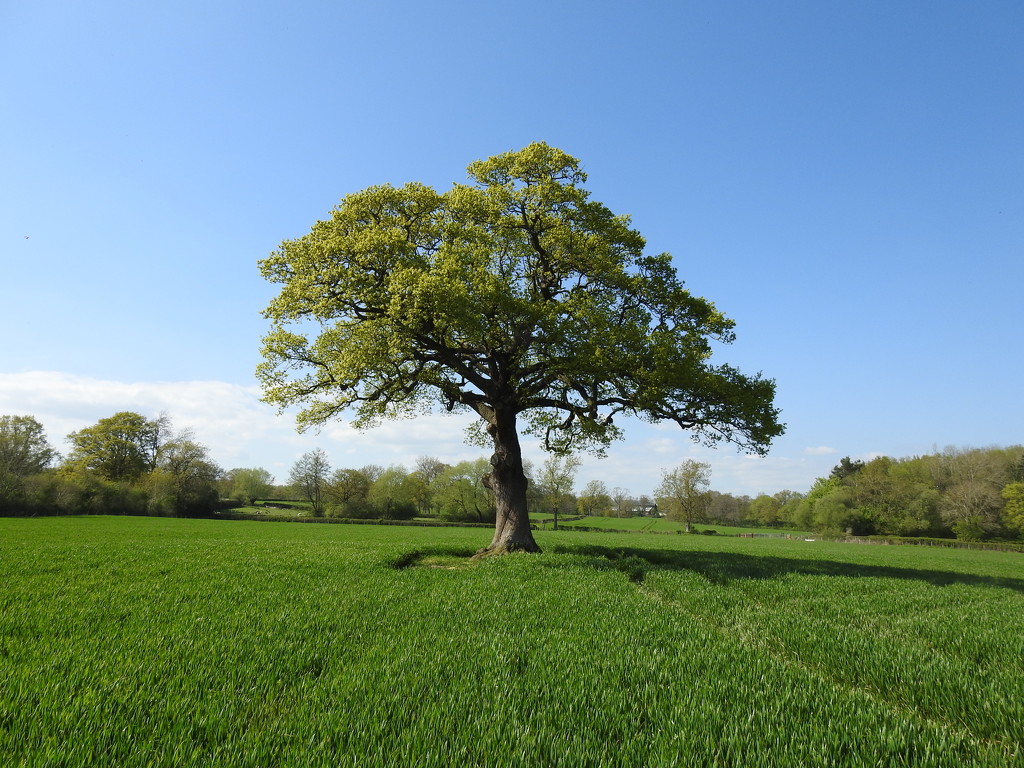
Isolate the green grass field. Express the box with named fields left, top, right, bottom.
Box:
left=2, top=517, right=1022, bottom=767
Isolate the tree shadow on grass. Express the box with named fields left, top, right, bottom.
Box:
left=390, top=546, right=480, bottom=570
left=549, top=543, right=1024, bottom=593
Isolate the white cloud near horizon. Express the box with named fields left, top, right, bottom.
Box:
left=0, top=371, right=832, bottom=496
left=803, top=446, right=839, bottom=456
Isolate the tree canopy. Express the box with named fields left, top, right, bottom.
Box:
left=66, top=411, right=169, bottom=482
left=0, top=415, right=57, bottom=477
left=656, top=460, right=713, bottom=533
left=289, top=449, right=331, bottom=517
left=259, top=142, right=783, bottom=552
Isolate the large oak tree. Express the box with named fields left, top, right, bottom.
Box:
left=258, top=143, right=783, bottom=553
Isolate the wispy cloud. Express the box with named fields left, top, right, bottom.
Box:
left=803, top=445, right=839, bottom=456
left=0, top=371, right=488, bottom=480
left=0, top=371, right=828, bottom=497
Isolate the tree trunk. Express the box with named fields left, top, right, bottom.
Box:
left=479, top=406, right=541, bottom=554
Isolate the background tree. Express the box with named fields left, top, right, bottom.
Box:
left=0, top=471, right=24, bottom=515
left=65, top=411, right=169, bottom=482
left=655, top=460, right=712, bottom=533
left=367, top=465, right=418, bottom=519
left=746, top=493, right=783, bottom=527
left=790, top=446, right=1024, bottom=540
left=744, top=490, right=800, bottom=528
left=1010, top=453, right=1024, bottom=484
left=434, top=459, right=495, bottom=523
left=0, top=415, right=59, bottom=515
left=610, top=487, right=630, bottom=517
left=705, top=491, right=744, bottom=525
left=147, top=433, right=220, bottom=516
left=537, top=454, right=581, bottom=529
left=577, top=479, right=612, bottom=516
left=789, top=477, right=837, bottom=531
left=1001, top=483, right=1024, bottom=538
left=289, top=449, right=331, bottom=517
left=224, top=467, right=275, bottom=505
left=934, top=447, right=1011, bottom=540
left=410, top=455, right=449, bottom=515
left=0, top=415, right=57, bottom=477
left=710, top=491, right=757, bottom=525
left=326, top=467, right=373, bottom=518
left=844, top=457, right=941, bottom=536
left=258, top=143, right=783, bottom=553
left=774, top=491, right=802, bottom=528
left=521, top=459, right=546, bottom=520
left=813, top=486, right=869, bottom=535
left=830, top=456, right=865, bottom=481
left=415, top=456, right=448, bottom=485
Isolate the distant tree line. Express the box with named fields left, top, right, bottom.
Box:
left=284, top=450, right=594, bottom=524
left=791, top=448, right=1024, bottom=541
left=284, top=451, right=726, bottom=529
left=654, top=448, right=1024, bottom=542
left=3, top=412, right=1022, bottom=542
left=0, top=412, right=223, bottom=517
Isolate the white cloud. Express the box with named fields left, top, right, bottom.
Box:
left=804, top=445, right=839, bottom=456
left=645, top=437, right=679, bottom=455
left=0, top=371, right=831, bottom=497
left=859, top=451, right=887, bottom=462
left=0, top=371, right=486, bottom=481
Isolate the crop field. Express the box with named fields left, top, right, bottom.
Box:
left=2, top=517, right=1022, bottom=767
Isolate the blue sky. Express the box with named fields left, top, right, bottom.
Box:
left=2, top=0, right=1021, bottom=498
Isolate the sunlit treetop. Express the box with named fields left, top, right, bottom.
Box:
left=259, top=142, right=783, bottom=460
